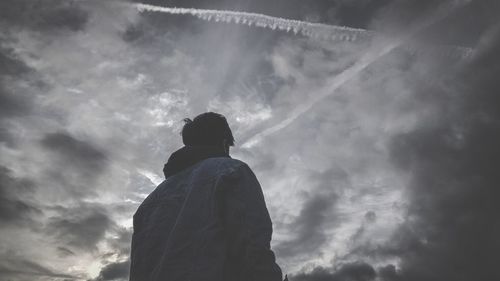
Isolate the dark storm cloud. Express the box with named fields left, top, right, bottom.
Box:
left=0, top=0, right=90, bottom=147
left=0, top=257, right=76, bottom=280
left=348, top=211, right=378, bottom=246
left=0, top=127, right=14, bottom=146
left=56, top=247, right=76, bottom=258
left=40, top=132, right=108, bottom=175
left=275, top=167, right=349, bottom=258
left=290, top=262, right=376, bottom=281
left=276, top=193, right=336, bottom=256
left=0, top=45, right=32, bottom=77
left=2, top=104, right=109, bottom=205
left=89, top=228, right=132, bottom=280
left=278, top=0, right=499, bottom=279
left=0, top=84, right=30, bottom=119
left=38, top=132, right=109, bottom=198
left=329, top=1, right=500, bottom=280
left=371, top=0, right=499, bottom=46
left=0, top=0, right=88, bottom=32
left=364, top=211, right=376, bottom=222
left=104, top=227, right=133, bottom=259
left=382, top=24, right=500, bottom=280
left=46, top=204, right=114, bottom=251
left=0, top=165, right=41, bottom=225
left=91, top=260, right=130, bottom=281
left=0, top=45, right=33, bottom=119
left=0, top=43, right=43, bottom=148
left=320, top=0, right=391, bottom=28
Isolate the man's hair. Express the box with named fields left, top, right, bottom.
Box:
left=181, top=112, right=235, bottom=147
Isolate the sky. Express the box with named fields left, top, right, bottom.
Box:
left=0, top=0, right=499, bottom=280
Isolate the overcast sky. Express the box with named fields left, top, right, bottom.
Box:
left=1, top=0, right=499, bottom=280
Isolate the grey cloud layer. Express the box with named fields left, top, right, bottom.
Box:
left=0, top=166, right=40, bottom=224
left=0, top=257, right=77, bottom=280
left=40, top=132, right=108, bottom=178
left=275, top=168, right=348, bottom=258
left=0, top=1, right=129, bottom=279
left=46, top=204, right=113, bottom=251
left=382, top=27, right=500, bottom=281
left=289, top=1, right=500, bottom=280
left=0, top=0, right=88, bottom=32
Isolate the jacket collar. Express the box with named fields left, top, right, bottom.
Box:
left=163, top=145, right=230, bottom=178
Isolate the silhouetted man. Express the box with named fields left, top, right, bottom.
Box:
left=129, top=112, right=284, bottom=281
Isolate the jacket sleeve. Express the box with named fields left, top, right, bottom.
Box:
left=217, top=163, right=283, bottom=281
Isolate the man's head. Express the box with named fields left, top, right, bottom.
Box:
left=181, top=112, right=235, bottom=153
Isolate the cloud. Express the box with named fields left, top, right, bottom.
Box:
left=0, top=165, right=41, bottom=225
left=46, top=204, right=114, bottom=252
left=290, top=262, right=376, bottom=281
left=105, top=227, right=133, bottom=258
left=36, top=132, right=112, bottom=199
left=0, top=44, right=36, bottom=147
left=0, top=256, right=77, bottom=280
left=275, top=168, right=349, bottom=258
left=323, top=0, right=391, bottom=28
left=0, top=45, right=32, bottom=78
left=258, top=0, right=498, bottom=277
left=1, top=20, right=64, bottom=162
left=40, top=132, right=108, bottom=174
left=302, top=3, right=500, bottom=281
left=0, top=0, right=88, bottom=32
left=381, top=22, right=500, bottom=280
left=90, top=260, right=130, bottom=281
left=56, top=247, right=76, bottom=258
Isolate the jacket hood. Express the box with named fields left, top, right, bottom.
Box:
left=163, top=145, right=230, bottom=178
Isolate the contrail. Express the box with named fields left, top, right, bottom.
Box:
left=135, top=3, right=371, bottom=42
left=132, top=1, right=473, bottom=147
left=134, top=3, right=473, bottom=58
left=241, top=0, right=472, bottom=148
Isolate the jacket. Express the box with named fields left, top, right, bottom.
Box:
left=129, top=145, right=283, bottom=281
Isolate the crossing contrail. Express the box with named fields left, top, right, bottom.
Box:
left=132, top=1, right=473, bottom=147
left=240, top=0, right=473, bottom=148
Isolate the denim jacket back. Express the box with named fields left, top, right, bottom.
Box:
left=129, top=157, right=283, bottom=281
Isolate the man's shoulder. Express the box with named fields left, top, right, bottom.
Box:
left=198, top=157, right=249, bottom=175
left=195, top=157, right=258, bottom=186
